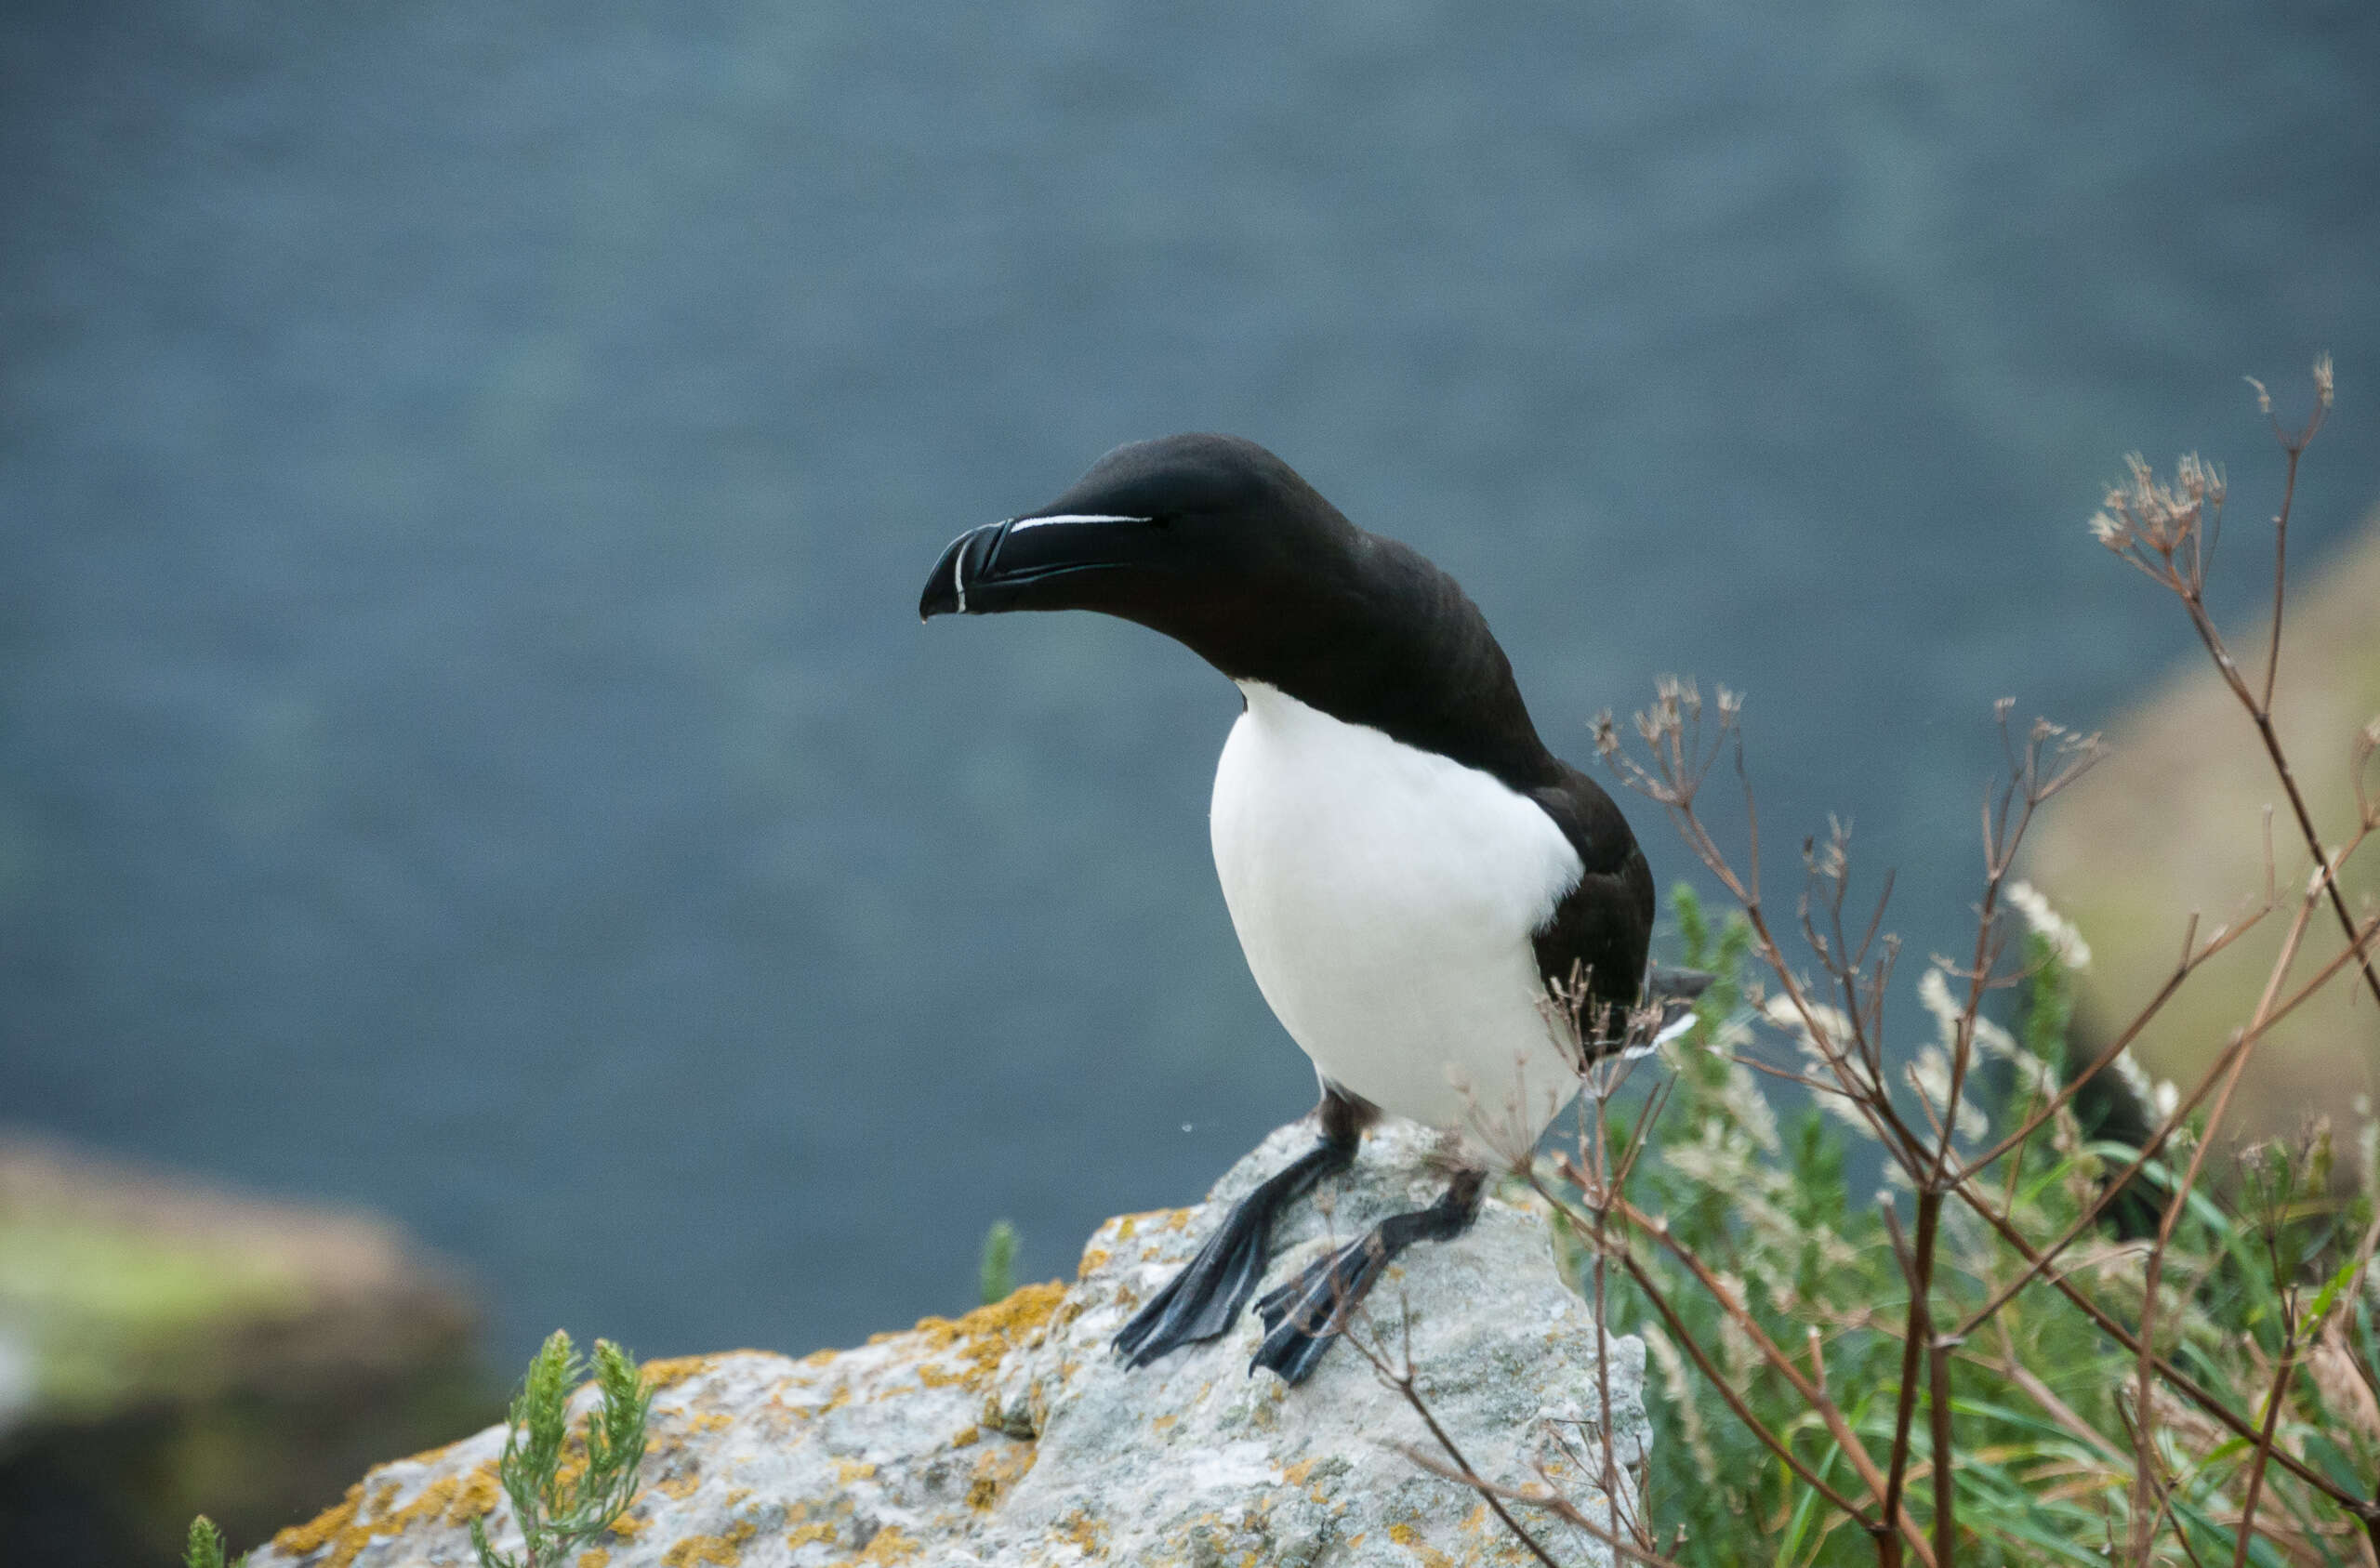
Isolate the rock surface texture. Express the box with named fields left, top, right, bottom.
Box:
left=248, top=1117, right=1648, bottom=1567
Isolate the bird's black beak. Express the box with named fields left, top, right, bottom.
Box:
left=919, top=522, right=1008, bottom=620
left=918, top=513, right=1159, bottom=622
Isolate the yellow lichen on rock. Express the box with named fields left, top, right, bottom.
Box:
left=855, top=1525, right=922, bottom=1562
left=639, top=1354, right=725, bottom=1394
left=243, top=1120, right=1650, bottom=1568
left=446, top=1464, right=502, bottom=1523
left=269, top=1461, right=501, bottom=1568
left=271, top=1486, right=359, bottom=1559
left=966, top=1443, right=1037, bottom=1511
left=1054, top=1506, right=1107, bottom=1554
left=899, top=1280, right=1065, bottom=1390
left=659, top=1517, right=755, bottom=1567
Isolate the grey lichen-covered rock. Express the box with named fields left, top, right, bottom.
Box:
left=249, top=1116, right=1648, bottom=1567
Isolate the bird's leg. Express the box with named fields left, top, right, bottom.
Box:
left=1249, top=1165, right=1487, bottom=1387
left=1113, top=1087, right=1371, bottom=1368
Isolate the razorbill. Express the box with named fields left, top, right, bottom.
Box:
left=919, top=433, right=1676, bottom=1385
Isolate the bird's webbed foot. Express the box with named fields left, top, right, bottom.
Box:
left=1248, top=1167, right=1485, bottom=1386
left=1112, top=1104, right=1361, bottom=1367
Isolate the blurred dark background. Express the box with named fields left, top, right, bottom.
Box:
left=5, top=0, right=2377, bottom=1396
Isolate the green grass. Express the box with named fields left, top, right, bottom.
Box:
left=1580, top=884, right=2379, bottom=1565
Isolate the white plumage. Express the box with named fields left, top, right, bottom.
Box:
left=1210, top=681, right=1586, bottom=1148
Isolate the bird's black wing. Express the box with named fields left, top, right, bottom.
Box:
left=1527, top=764, right=1656, bottom=1057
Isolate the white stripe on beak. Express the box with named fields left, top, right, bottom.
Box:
left=1007, top=512, right=1151, bottom=533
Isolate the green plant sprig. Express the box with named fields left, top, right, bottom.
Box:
left=469, top=1330, right=654, bottom=1568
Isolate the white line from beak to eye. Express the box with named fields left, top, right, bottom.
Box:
left=1006, top=513, right=1152, bottom=533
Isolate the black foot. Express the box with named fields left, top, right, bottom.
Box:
left=1248, top=1170, right=1486, bottom=1387
left=1113, top=1123, right=1357, bottom=1367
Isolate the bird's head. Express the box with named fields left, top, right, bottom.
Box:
left=919, top=434, right=1366, bottom=677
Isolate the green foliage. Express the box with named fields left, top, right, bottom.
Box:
left=183, top=1515, right=245, bottom=1568
left=1593, top=885, right=2380, bottom=1565
left=469, top=1330, right=653, bottom=1568
left=979, top=1219, right=1019, bottom=1306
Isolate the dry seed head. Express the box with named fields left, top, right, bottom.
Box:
left=2098, top=452, right=2220, bottom=555
left=2245, top=375, right=2273, bottom=415
left=2314, top=352, right=2335, bottom=408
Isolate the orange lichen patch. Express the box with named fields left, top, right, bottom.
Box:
left=787, top=1520, right=840, bottom=1548
left=833, top=1457, right=877, bottom=1484
left=1149, top=1413, right=1178, bottom=1434
left=950, top=1424, right=981, bottom=1448
left=1056, top=1507, right=1108, bottom=1554
left=394, top=1436, right=469, bottom=1468
left=1115, top=1215, right=1140, bottom=1241
left=269, top=1463, right=502, bottom=1568
left=1281, top=1458, right=1316, bottom=1487
left=689, top=1412, right=734, bottom=1433
left=797, top=1346, right=839, bottom=1368
left=659, top=1518, right=757, bottom=1567
left=897, top=1281, right=1067, bottom=1392
left=606, top=1510, right=653, bottom=1540
left=446, top=1464, right=502, bottom=1523
left=1386, top=1522, right=1457, bottom=1568
left=1166, top=1208, right=1192, bottom=1231
left=367, top=1480, right=402, bottom=1516
left=965, top=1442, right=1038, bottom=1512
left=577, top=1553, right=610, bottom=1568
left=271, top=1486, right=360, bottom=1558
left=654, top=1469, right=704, bottom=1501
left=1075, top=1246, right=1111, bottom=1280
left=856, top=1525, right=921, bottom=1562
left=640, top=1354, right=727, bottom=1393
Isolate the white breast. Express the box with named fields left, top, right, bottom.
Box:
left=1210, top=681, right=1586, bottom=1150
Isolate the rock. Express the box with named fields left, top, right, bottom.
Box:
left=2020, top=509, right=2380, bottom=1142
left=247, top=1116, right=1649, bottom=1567
left=0, top=1131, right=489, bottom=1568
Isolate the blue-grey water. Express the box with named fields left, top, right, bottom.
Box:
left=4, top=0, right=2377, bottom=1368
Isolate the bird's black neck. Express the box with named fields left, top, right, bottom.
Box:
left=1172, top=533, right=1562, bottom=794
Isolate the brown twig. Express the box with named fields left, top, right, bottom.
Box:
left=1338, top=1295, right=1568, bottom=1568
left=1593, top=1192, right=1939, bottom=1564
left=2230, top=1316, right=2301, bottom=1568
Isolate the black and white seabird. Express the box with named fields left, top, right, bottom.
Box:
left=919, top=433, right=1674, bottom=1385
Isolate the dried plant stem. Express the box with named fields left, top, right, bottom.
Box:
left=1876, top=1192, right=1945, bottom=1568
left=1945, top=1167, right=2362, bottom=1512
left=1598, top=1193, right=1937, bottom=1564
left=1953, top=904, right=2269, bottom=1182
left=1391, top=1443, right=1692, bottom=1568
left=1388, top=1381, right=1566, bottom=1568
left=1926, top=1338, right=1955, bottom=1568
left=2148, top=405, right=2380, bottom=1009
left=1336, top=1293, right=1571, bottom=1568
left=2229, top=1321, right=2300, bottom=1568
left=2258, top=438, right=2305, bottom=713
left=1955, top=872, right=2373, bottom=1340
